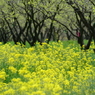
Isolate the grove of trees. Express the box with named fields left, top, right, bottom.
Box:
left=0, top=0, right=95, bottom=50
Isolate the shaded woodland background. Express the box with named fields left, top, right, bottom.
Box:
left=0, top=0, right=95, bottom=50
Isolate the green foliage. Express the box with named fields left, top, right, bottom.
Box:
left=0, top=0, right=95, bottom=48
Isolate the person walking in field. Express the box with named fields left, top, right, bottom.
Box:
left=76, top=31, right=80, bottom=37
left=76, top=29, right=81, bottom=44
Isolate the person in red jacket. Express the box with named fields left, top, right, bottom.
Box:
left=76, top=29, right=81, bottom=44
left=76, top=31, right=80, bottom=37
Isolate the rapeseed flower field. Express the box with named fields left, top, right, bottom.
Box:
left=0, top=41, right=95, bottom=95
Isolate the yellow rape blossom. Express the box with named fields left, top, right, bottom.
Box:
left=3, top=88, right=15, bottom=95
left=0, top=69, right=7, bottom=80
left=0, top=41, right=95, bottom=95
left=64, top=80, right=70, bottom=85
left=32, top=91, right=45, bottom=95
left=8, top=66, right=17, bottom=73
left=53, top=84, right=62, bottom=93
left=11, top=78, right=21, bottom=83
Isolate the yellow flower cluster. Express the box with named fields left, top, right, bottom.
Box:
left=0, top=69, right=7, bottom=81
left=0, top=41, right=95, bottom=95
